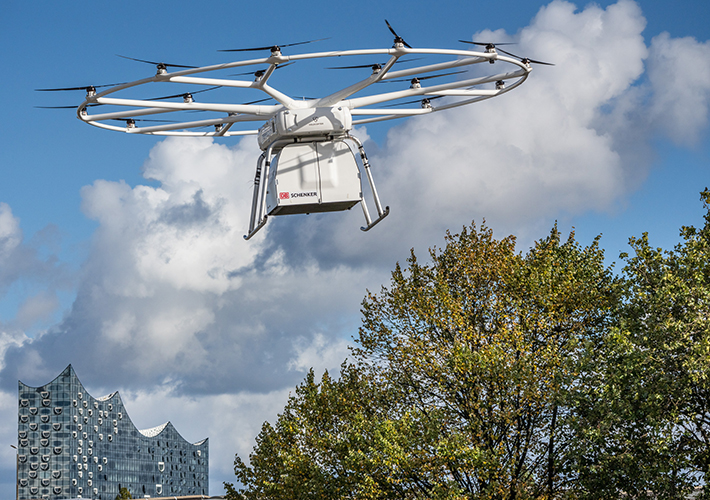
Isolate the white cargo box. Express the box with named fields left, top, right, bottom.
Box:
left=258, top=107, right=352, bottom=150
left=266, top=140, right=362, bottom=216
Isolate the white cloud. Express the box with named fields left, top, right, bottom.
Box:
left=80, top=137, right=264, bottom=297
left=2, top=136, right=374, bottom=395
left=0, top=203, right=21, bottom=262
left=14, top=291, right=60, bottom=330
left=0, top=203, right=68, bottom=333
left=267, top=0, right=654, bottom=257
left=0, top=329, right=27, bottom=371
left=647, top=32, right=710, bottom=146
left=288, top=333, right=351, bottom=374
left=378, top=0, right=649, bottom=224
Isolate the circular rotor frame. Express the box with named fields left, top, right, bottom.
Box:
left=75, top=45, right=532, bottom=138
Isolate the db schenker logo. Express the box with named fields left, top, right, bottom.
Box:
left=279, top=192, right=290, bottom=200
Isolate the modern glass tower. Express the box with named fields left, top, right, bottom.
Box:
left=17, top=365, right=208, bottom=499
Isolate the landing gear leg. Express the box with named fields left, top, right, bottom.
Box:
left=244, top=148, right=273, bottom=240
left=347, top=134, right=389, bottom=231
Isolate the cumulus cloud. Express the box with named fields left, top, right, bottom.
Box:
left=0, top=203, right=60, bottom=294
left=1, top=137, right=371, bottom=493
left=0, top=203, right=68, bottom=334
left=288, top=333, right=351, bottom=374
left=79, top=137, right=262, bottom=297
left=260, top=0, right=656, bottom=263
left=267, top=0, right=710, bottom=260
left=14, top=291, right=60, bottom=330
left=0, top=203, right=21, bottom=260
left=1, top=136, right=372, bottom=396
left=2, top=0, right=710, bottom=495
left=647, top=32, right=710, bottom=146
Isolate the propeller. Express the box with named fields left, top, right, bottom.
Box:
left=117, top=55, right=198, bottom=70
left=382, top=95, right=446, bottom=108
left=382, top=70, right=466, bottom=84
left=181, top=97, right=279, bottom=109
left=35, top=103, right=104, bottom=109
left=458, top=41, right=553, bottom=66
left=325, top=57, right=423, bottom=70
left=230, top=62, right=295, bottom=77
left=385, top=20, right=412, bottom=49
left=146, top=86, right=223, bottom=101
left=458, top=40, right=517, bottom=51
left=218, top=38, right=329, bottom=53
left=35, top=83, right=127, bottom=92
left=36, top=87, right=222, bottom=111
left=459, top=40, right=517, bottom=64
left=110, top=118, right=180, bottom=124
left=496, top=47, right=554, bottom=66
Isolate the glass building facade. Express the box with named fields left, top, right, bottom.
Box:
left=17, top=365, right=208, bottom=499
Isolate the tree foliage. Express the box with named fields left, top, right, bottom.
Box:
left=226, top=364, right=412, bottom=499
left=229, top=222, right=616, bottom=499
left=623, top=189, right=710, bottom=483
left=571, top=189, right=710, bottom=498
left=229, top=193, right=710, bottom=498
left=115, top=487, right=133, bottom=500
left=353, top=223, right=616, bottom=498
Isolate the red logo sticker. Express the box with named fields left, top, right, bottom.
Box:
left=279, top=192, right=290, bottom=200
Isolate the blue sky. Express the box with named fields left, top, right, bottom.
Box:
left=1, top=0, right=709, bottom=495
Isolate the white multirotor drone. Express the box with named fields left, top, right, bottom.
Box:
left=42, top=22, right=549, bottom=239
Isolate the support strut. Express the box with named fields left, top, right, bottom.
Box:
left=346, top=134, right=390, bottom=231
left=244, top=148, right=273, bottom=240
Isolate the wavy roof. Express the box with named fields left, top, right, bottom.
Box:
left=19, top=364, right=208, bottom=446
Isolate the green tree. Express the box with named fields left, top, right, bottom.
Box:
left=355, top=223, right=616, bottom=498
left=230, top=222, right=617, bottom=499
left=227, top=364, right=428, bottom=499
left=573, top=189, right=710, bottom=498
left=115, top=487, right=133, bottom=500
left=627, top=189, right=710, bottom=485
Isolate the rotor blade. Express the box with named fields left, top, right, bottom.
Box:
left=326, top=62, right=383, bottom=70
left=382, top=95, right=445, bottom=108
left=382, top=70, right=467, bottom=83
left=278, top=37, right=330, bottom=48
left=218, top=37, right=329, bottom=53
left=35, top=103, right=104, bottom=109
left=325, top=57, right=424, bottom=70
left=187, top=97, right=277, bottom=108
left=496, top=48, right=555, bottom=66
left=175, top=97, right=277, bottom=115
left=385, top=20, right=412, bottom=49
left=241, top=98, right=276, bottom=105
left=385, top=19, right=399, bottom=38
left=110, top=118, right=181, bottom=123
left=117, top=54, right=198, bottom=69
left=229, top=62, right=295, bottom=76
left=458, top=40, right=517, bottom=47
left=35, top=82, right=127, bottom=92
left=146, top=86, right=223, bottom=101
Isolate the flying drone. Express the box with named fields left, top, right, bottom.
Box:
left=40, top=22, right=549, bottom=240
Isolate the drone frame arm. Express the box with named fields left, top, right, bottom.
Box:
left=345, top=66, right=527, bottom=109
left=74, top=46, right=532, bottom=137
left=315, top=53, right=404, bottom=107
